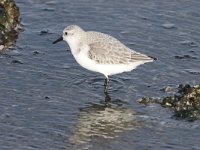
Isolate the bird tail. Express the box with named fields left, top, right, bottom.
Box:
left=148, top=55, right=157, bottom=61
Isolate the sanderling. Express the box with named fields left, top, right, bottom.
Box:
left=53, top=25, right=156, bottom=96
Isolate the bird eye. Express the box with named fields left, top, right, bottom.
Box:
left=64, top=32, right=67, bottom=35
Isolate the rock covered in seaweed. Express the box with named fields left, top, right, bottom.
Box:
left=139, top=84, right=200, bottom=121
left=0, top=0, right=21, bottom=51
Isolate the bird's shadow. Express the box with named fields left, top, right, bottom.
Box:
left=69, top=93, right=142, bottom=149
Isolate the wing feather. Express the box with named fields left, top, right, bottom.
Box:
left=88, top=42, right=153, bottom=64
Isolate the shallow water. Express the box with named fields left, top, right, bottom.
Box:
left=1, top=0, right=200, bottom=149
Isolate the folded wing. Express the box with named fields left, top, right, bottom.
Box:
left=88, top=42, right=154, bottom=64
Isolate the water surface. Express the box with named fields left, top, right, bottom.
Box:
left=1, top=0, right=200, bottom=149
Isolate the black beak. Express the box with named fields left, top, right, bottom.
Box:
left=52, top=36, right=63, bottom=44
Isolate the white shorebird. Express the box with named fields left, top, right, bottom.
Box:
left=53, top=25, right=156, bottom=97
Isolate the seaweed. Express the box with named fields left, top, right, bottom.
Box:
left=0, top=0, right=21, bottom=50
left=139, top=84, right=200, bottom=121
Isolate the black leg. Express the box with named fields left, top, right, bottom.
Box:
left=104, top=77, right=111, bottom=102
left=104, top=77, right=109, bottom=93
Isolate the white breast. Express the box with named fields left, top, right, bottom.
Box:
left=74, top=45, right=99, bottom=73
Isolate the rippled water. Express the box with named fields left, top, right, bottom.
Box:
left=1, top=0, right=200, bottom=149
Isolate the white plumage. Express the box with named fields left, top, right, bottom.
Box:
left=54, top=25, right=155, bottom=78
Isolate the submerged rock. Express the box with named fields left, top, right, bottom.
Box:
left=161, top=23, right=176, bottom=29
left=139, top=84, right=200, bottom=121
left=0, top=0, right=21, bottom=51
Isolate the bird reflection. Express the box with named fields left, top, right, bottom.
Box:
left=69, top=94, right=142, bottom=149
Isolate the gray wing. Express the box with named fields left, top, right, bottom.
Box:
left=88, top=42, right=153, bottom=64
